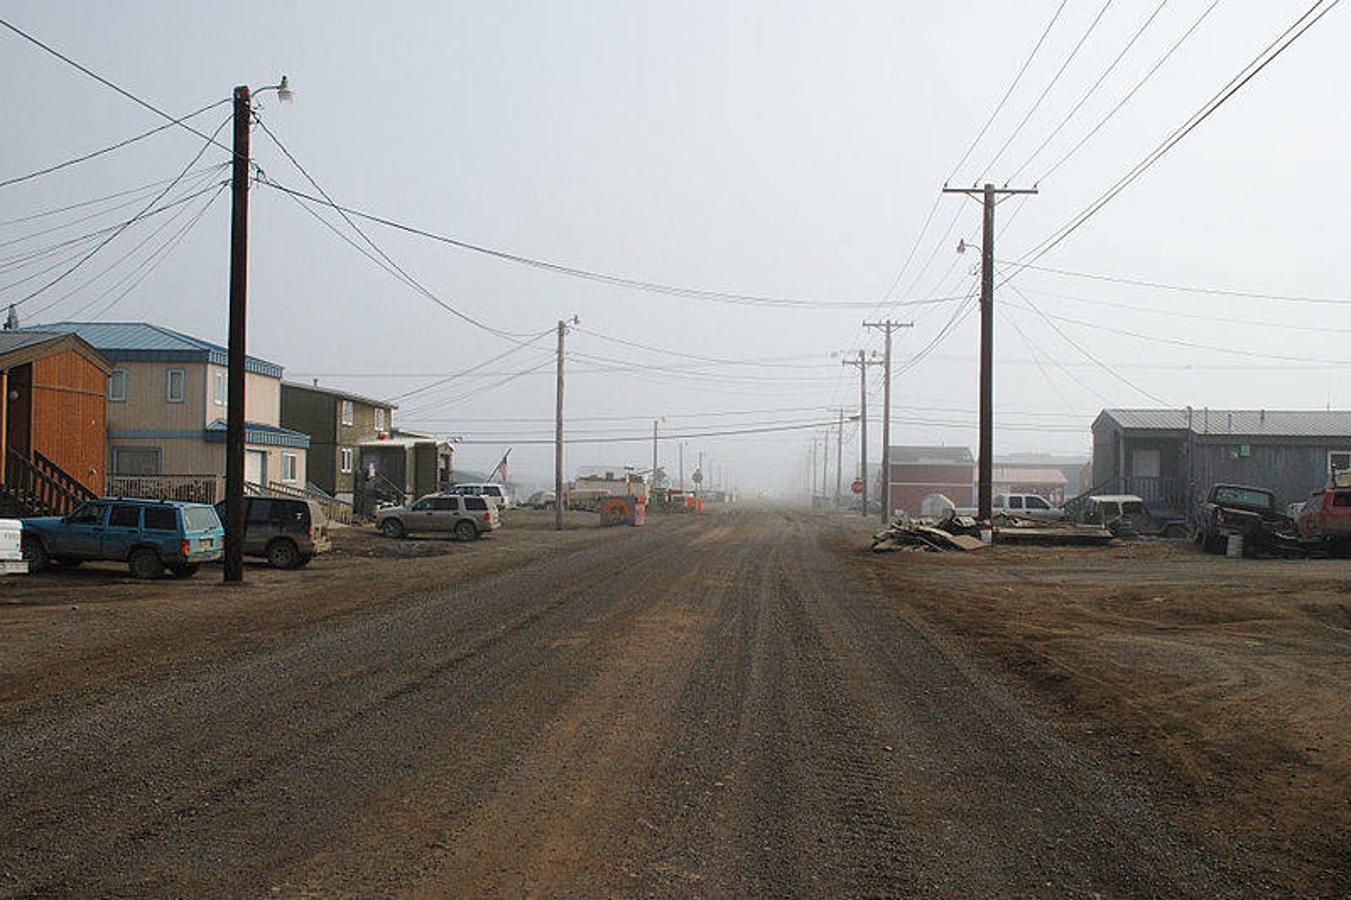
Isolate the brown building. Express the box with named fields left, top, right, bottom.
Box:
left=281, top=381, right=396, bottom=502
left=355, top=429, right=453, bottom=514
left=0, top=331, right=110, bottom=514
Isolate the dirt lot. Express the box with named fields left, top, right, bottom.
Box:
left=841, top=526, right=1351, bottom=895
left=0, top=508, right=1346, bottom=895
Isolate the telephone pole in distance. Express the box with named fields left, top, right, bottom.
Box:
left=842, top=350, right=882, bottom=517
left=554, top=316, right=578, bottom=531
left=941, top=182, right=1037, bottom=526
left=863, top=320, right=913, bottom=524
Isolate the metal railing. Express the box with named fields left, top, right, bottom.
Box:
left=106, top=473, right=219, bottom=505
left=265, top=480, right=354, bottom=524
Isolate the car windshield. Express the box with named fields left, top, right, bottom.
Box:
left=183, top=507, right=220, bottom=531
left=1213, top=486, right=1272, bottom=511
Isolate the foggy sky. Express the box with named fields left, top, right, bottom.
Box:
left=1, top=1, right=1346, bottom=495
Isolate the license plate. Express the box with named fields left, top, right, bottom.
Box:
left=202, top=538, right=213, bottom=547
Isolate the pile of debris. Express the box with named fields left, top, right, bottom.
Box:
left=871, top=512, right=986, bottom=553
left=991, top=513, right=1116, bottom=546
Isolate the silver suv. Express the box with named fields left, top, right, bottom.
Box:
left=377, top=493, right=501, bottom=542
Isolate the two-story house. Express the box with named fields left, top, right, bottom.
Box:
left=280, top=380, right=395, bottom=502
left=24, top=323, right=309, bottom=502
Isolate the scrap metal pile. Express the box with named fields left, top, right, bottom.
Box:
left=871, top=511, right=1115, bottom=553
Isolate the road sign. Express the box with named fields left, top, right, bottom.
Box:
left=851, top=479, right=864, bottom=495
left=692, top=469, right=703, bottom=485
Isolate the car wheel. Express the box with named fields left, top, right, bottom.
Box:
left=22, top=537, right=48, bottom=573
left=454, top=520, right=478, bottom=542
left=380, top=518, right=406, bottom=539
left=170, top=564, right=200, bottom=578
left=128, top=548, right=164, bottom=579
left=266, top=538, right=301, bottom=569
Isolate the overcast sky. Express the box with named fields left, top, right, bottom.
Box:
left=1, top=1, right=1346, bottom=495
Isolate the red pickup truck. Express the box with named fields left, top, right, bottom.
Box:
left=1296, top=487, right=1351, bottom=552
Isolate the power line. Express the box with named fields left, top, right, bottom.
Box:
left=1015, top=284, right=1351, bottom=333
left=1018, top=0, right=1340, bottom=268
left=0, top=166, right=225, bottom=228
left=1036, top=0, right=1224, bottom=183
left=0, top=18, right=238, bottom=159
left=6, top=123, right=229, bottom=309
left=979, top=0, right=1116, bottom=180
left=946, top=0, right=1071, bottom=183
left=387, top=331, right=556, bottom=402
left=0, top=98, right=229, bottom=190
left=253, top=116, right=538, bottom=342
left=1001, top=259, right=1351, bottom=305
left=1006, top=0, right=1170, bottom=183
left=257, top=179, right=949, bottom=311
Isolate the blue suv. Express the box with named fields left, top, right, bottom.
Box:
left=22, top=498, right=224, bottom=579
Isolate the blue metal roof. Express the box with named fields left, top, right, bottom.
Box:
left=204, top=419, right=310, bottom=448
left=20, top=322, right=284, bottom=378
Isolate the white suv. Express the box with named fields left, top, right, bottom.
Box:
left=448, top=483, right=512, bottom=509
left=992, top=493, right=1065, bottom=521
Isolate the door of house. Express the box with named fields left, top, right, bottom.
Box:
left=245, top=450, right=267, bottom=486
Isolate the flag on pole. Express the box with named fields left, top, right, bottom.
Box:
left=491, top=448, right=511, bottom=483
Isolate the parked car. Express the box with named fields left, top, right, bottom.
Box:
left=1076, top=494, right=1187, bottom=538
left=214, top=496, right=330, bottom=569
left=1194, top=483, right=1291, bottom=554
left=21, top=498, right=223, bottom=578
left=448, top=483, right=513, bottom=509
left=992, top=493, right=1065, bottom=521
left=377, top=493, right=501, bottom=541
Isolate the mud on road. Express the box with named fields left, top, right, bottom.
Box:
left=0, top=508, right=1343, bottom=895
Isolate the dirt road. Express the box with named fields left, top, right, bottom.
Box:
left=0, top=510, right=1306, bottom=895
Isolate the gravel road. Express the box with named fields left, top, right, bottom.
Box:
left=0, top=509, right=1249, bottom=896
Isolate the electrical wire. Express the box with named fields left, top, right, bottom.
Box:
left=253, top=116, right=538, bottom=342
left=1015, top=284, right=1351, bottom=333
left=0, top=98, right=229, bottom=190
left=1006, top=0, right=1170, bottom=183
left=946, top=0, right=1071, bottom=183
left=1017, top=0, right=1339, bottom=268
left=1000, top=259, right=1351, bottom=305
left=256, top=179, right=951, bottom=311
left=1036, top=0, right=1224, bottom=183
left=979, top=0, right=1116, bottom=180
left=0, top=166, right=225, bottom=228
left=8, top=113, right=231, bottom=309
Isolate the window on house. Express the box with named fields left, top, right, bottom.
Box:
left=165, top=368, right=185, bottom=403
left=375, top=407, right=386, bottom=431
left=213, top=371, right=227, bottom=406
left=108, top=369, right=128, bottom=402
left=341, top=400, right=354, bottom=426
left=281, top=452, right=298, bottom=483
left=340, top=447, right=353, bottom=473
left=112, top=447, right=161, bottom=475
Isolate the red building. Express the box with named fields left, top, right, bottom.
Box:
left=882, top=445, right=975, bottom=517
left=0, top=331, right=110, bottom=515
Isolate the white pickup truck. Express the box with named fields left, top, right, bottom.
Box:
left=992, top=493, right=1065, bottom=521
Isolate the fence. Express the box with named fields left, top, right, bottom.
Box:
left=106, top=474, right=219, bottom=505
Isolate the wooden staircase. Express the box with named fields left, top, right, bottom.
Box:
left=0, top=450, right=95, bottom=518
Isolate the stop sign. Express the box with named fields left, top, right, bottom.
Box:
left=851, top=479, right=864, bottom=495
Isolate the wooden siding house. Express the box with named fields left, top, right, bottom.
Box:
left=0, top=331, right=110, bottom=515
left=280, top=381, right=395, bottom=502
left=19, top=322, right=309, bottom=503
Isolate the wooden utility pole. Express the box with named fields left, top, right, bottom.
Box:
left=941, top=182, right=1037, bottom=525
left=223, top=85, right=251, bottom=584
left=864, top=321, right=913, bottom=524
left=651, top=419, right=659, bottom=493
left=820, top=431, right=829, bottom=505
left=835, top=407, right=844, bottom=506
left=554, top=318, right=570, bottom=531
left=842, top=351, right=882, bottom=517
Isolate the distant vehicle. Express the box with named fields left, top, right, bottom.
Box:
left=214, top=496, right=330, bottom=569
left=21, top=498, right=223, bottom=578
left=525, top=490, right=557, bottom=509
left=992, top=493, right=1065, bottom=521
left=1194, top=483, right=1290, bottom=554
left=377, top=493, right=501, bottom=541
left=448, top=483, right=513, bottom=509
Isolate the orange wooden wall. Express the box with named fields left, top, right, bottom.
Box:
left=31, top=351, right=107, bottom=494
